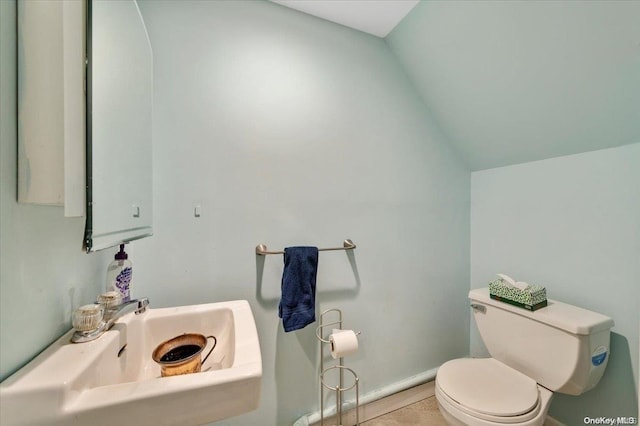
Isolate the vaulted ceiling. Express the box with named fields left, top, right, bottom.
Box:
left=271, top=0, right=419, bottom=38
left=274, top=1, right=640, bottom=171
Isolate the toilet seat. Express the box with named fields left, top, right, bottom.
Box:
left=436, top=358, right=541, bottom=423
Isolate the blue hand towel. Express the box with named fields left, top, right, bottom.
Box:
left=279, top=246, right=319, bottom=332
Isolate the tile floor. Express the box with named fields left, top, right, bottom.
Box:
left=361, top=396, right=448, bottom=426
left=360, top=396, right=560, bottom=426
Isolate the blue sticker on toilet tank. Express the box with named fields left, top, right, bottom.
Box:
left=591, top=346, right=607, bottom=366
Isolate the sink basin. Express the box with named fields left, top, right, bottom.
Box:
left=0, top=300, right=262, bottom=426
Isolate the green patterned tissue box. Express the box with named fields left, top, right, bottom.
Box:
left=489, top=279, right=548, bottom=311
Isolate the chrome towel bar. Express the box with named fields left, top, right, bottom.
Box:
left=255, top=239, right=356, bottom=256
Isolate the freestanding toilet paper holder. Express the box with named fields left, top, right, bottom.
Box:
left=315, top=309, right=360, bottom=426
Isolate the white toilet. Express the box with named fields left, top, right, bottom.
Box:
left=435, top=287, right=614, bottom=426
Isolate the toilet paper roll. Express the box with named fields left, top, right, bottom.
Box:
left=329, top=330, right=359, bottom=359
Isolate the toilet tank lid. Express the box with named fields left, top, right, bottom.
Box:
left=469, top=288, right=615, bottom=335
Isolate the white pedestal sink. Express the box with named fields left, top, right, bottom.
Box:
left=0, top=300, right=262, bottom=426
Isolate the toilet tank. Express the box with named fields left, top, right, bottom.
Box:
left=469, top=288, right=614, bottom=395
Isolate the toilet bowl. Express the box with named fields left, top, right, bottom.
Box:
left=435, top=288, right=614, bottom=426
left=435, top=358, right=553, bottom=426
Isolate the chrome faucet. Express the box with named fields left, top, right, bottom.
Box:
left=71, top=298, right=149, bottom=343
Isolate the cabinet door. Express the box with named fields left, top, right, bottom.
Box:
left=86, top=0, right=153, bottom=251
left=17, top=0, right=85, bottom=217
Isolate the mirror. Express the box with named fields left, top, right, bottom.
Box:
left=85, top=0, right=153, bottom=252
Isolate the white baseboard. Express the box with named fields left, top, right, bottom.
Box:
left=311, top=381, right=435, bottom=426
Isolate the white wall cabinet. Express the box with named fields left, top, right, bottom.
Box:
left=17, top=0, right=85, bottom=217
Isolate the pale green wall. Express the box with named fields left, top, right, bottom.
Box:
left=0, top=0, right=111, bottom=381
left=470, top=144, right=640, bottom=423
left=133, top=1, right=470, bottom=424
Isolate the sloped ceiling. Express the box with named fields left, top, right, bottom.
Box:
left=386, top=1, right=640, bottom=170
left=271, top=0, right=418, bottom=38
left=272, top=0, right=640, bottom=171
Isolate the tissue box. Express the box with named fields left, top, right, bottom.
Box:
left=489, top=279, right=548, bottom=311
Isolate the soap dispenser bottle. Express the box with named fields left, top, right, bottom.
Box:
left=106, top=244, right=132, bottom=302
